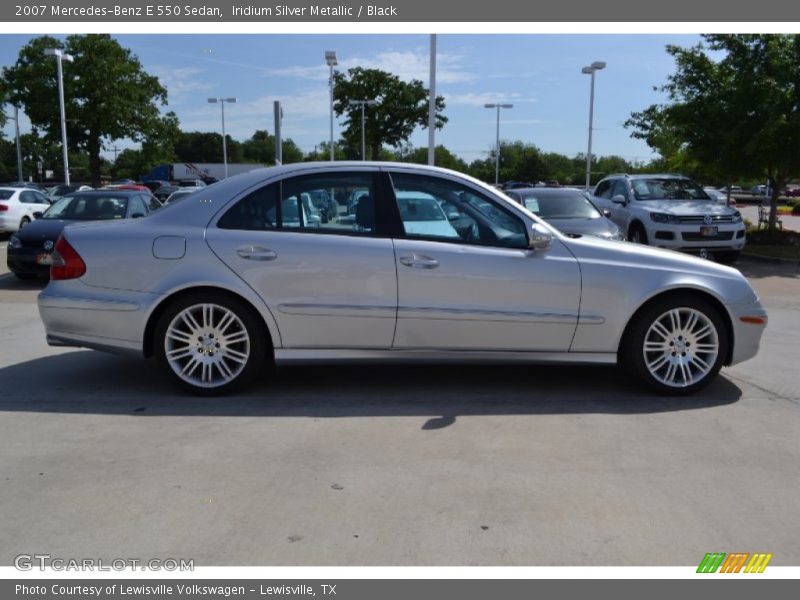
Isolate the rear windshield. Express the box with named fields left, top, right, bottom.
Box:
left=0, top=190, right=14, bottom=200
left=43, top=194, right=128, bottom=220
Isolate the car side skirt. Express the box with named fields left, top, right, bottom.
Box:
left=274, top=349, right=617, bottom=365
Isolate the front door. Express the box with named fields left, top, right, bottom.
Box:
left=387, top=171, right=582, bottom=352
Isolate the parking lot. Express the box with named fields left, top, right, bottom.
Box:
left=0, top=237, right=798, bottom=567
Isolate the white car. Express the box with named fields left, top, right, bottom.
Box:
left=395, top=191, right=459, bottom=238
left=0, top=187, right=52, bottom=233
left=592, top=174, right=746, bottom=263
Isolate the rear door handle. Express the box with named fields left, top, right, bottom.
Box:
left=237, top=245, right=278, bottom=261
left=399, top=253, right=439, bottom=269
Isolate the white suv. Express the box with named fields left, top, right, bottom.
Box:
left=592, top=174, right=746, bottom=263
left=0, top=187, right=52, bottom=233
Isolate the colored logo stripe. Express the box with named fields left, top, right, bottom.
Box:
left=697, top=552, right=772, bottom=573
left=744, top=553, right=773, bottom=573
left=720, top=553, right=749, bottom=573
left=697, top=553, right=726, bottom=573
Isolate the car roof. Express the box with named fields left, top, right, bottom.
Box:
left=510, top=187, right=584, bottom=196
left=65, top=189, right=142, bottom=197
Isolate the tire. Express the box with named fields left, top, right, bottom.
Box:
left=620, top=295, right=729, bottom=395
left=13, top=271, right=36, bottom=281
left=628, top=222, right=648, bottom=245
left=715, top=250, right=741, bottom=264
left=19, top=217, right=30, bottom=230
left=154, top=292, right=269, bottom=395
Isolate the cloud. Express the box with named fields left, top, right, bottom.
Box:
left=266, top=49, right=475, bottom=85
left=443, top=91, right=539, bottom=107
left=150, top=66, right=214, bottom=103
left=179, top=87, right=331, bottom=140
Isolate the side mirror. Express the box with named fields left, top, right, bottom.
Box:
left=611, top=194, right=627, bottom=205
left=528, top=223, right=553, bottom=251
left=33, top=211, right=43, bottom=219
left=131, top=213, right=145, bottom=219
left=603, top=209, right=612, bottom=218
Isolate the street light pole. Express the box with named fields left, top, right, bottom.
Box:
left=45, top=48, right=74, bottom=185
left=4, top=96, right=24, bottom=182
left=325, top=51, right=337, bottom=161
left=349, top=99, right=377, bottom=160
left=208, top=97, right=237, bottom=178
left=582, top=61, right=606, bottom=190
left=484, top=103, right=513, bottom=187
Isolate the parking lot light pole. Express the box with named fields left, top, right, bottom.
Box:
left=582, top=61, right=606, bottom=191
left=4, top=96, right=24, bottom=182
left=348, top=99, right=378, bottom=160
left=208, top=97, right=237, bottom=178
left=484, top=103, right=513, bottom=187
left=325, top=51, right=337, bottom=161
left=44, top=48, right=74, bottom=185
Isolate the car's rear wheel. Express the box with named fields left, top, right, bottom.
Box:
left=628, top=222, right=648, bottom=244
left=715, top=250, right=741, bottom=264
left=13, top=271, right=36, bottom=280
left=621, top=296, right=729, bottom=395
left=155, top=292, right=268, bottom=395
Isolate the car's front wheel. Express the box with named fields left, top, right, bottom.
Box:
left=155, top=292, right=268, bottom=395
left=621, top=296, right=729, bottom=395
left=628, top=222, right=648, bottom=244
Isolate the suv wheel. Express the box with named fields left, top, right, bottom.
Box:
left=715, top=251, right=740, bottom=264
left=628, top=223, right=648, bottom=244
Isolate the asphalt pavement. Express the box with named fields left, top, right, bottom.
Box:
left=0, top=242, right=798, bottom=566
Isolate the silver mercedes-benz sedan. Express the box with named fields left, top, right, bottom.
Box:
left=38, top=162, right=767, bottom=395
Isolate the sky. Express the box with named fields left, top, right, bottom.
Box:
left=0, top=33, right=701, bottom=164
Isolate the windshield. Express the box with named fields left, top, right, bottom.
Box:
left=42, top=194, right=128, bottom=220
left=631, top=178, right=710, bottom=201
left=516, top=190, right=601, bottom=219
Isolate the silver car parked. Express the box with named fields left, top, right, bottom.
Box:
left=38, top=163, right=767, bottom=395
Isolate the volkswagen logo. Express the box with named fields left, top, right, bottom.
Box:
left=43, top=240, right=54, bottom=251
left=703, top=214, right=714, bottom=225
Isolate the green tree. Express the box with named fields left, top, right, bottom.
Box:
left=332, top=67, right=447, bottom=160
left=2, top=34, right=168, bottom=187
left=626, top=34, right=800, bottom=229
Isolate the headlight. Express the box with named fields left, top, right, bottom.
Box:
left=9, top=235, right=22, bottom=249
left=731, top=211, right=742, bottom=223
left=649, top=212, right=681, bottom=224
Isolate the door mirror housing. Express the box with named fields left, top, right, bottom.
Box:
left=33, top=211, right=43, bottom=219
left=528, top=222, right=553, bottom=251
left=603, top=209, right=612, bottom=218
left=131, top=213, right=145, bottom=219
left=611, top=194, right=627, bottom=205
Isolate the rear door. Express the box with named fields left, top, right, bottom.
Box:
left=205, top=169, right=399, bottom=349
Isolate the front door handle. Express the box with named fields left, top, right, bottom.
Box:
left=237, top=245, right=278, bottom=261
left=399, top=253, right=439, bottom=269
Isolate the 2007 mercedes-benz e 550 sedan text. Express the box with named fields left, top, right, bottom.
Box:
left=38, top=163, right=767, bottom=395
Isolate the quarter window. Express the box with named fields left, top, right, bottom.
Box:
left=389, top=173, right=528, bottom=249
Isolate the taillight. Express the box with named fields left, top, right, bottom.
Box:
left=51, top=235, right=86, bottom=280
left=0, top=204, right=8, bottom=211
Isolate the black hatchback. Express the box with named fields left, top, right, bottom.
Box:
left=7, top=189, right=161, bottom=280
